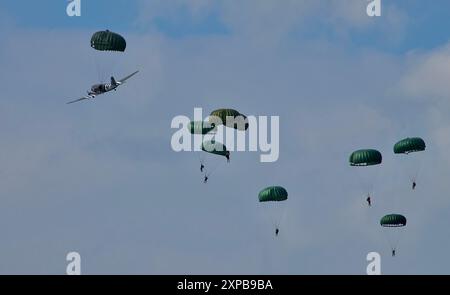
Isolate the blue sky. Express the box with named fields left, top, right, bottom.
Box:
left=0, top=0, right=227, bottom=36
left=0, top=1, right=138, bottom=31
left=1, top=0, right=450, bottom=274
left=2, top=0, right=450, bottom=50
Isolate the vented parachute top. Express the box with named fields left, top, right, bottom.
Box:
left=209, top=108, right=249, bottom=131
left=91, top=30, right=126, bottom=52
left=394, top=137, right=426, bottom=154
left=380, top=214, right=407, bottom=227
left=210, top=109, right=241, bottom=120
left=349, top=149, right=382, bottom=166
left=258, top=186, right=288, bottom=202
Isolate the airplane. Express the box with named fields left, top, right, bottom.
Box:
left=67, top=70, right=139, bottom=104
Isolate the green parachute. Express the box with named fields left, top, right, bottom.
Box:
left=201, top=140, right=229, bottom=157
left=209, top=109, right=249, bottom=131
left=188, top=121, right=216, bottom=135
left=198, top=140, right=230, bottom=180
left=380, top=214, right=407, bottom=256
left=90, top=30, right=127, bottom=82
left=380, top=214, right=407, bottom=227
left=349, top=149, right=382, bottom=166
left=394, top=137, right=426, bottom=188
left=349, top=149, right=382, bottom=202
left=394, top=138, right=426, bottom=154
left=258, top=186, right=288, bottom=202
left=91, top=30, right=127, bottom=52
left=258, top=186, right=288, bottom=235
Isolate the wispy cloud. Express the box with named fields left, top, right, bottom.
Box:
left=0, top=1, right=449, bottom=274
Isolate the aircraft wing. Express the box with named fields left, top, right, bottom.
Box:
left=119, top=70, right=139, bottom=84
left=66, top=96, right=92, bottom=104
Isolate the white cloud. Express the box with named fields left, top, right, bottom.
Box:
left=136, top=0, right=216, bottom=26
left=136, top=0, right=408, bottom=45
left=395, top=43, right=450, bottom=167
left=399, top=44, right=450, bottom=100
left=0, top=3, right=449, bottom=274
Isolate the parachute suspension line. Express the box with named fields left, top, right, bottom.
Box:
left=278, top=203, right=288, bottom=229
left=265, top=204, right=279, bottom=229
left=386, top=229, right=395, bottom=251
left=90, top=53, right=102, bottom=83
left=367, top=183, right=374, bottom=198
left=380, top=215, right=407, bottom=255
left=199, top=138, right=229, bottom=178
left=258, top=187, right=289, bottom=232
left=381, top=229, right=394, bottom=253
left=392, top=229, right=403, bottom=251
left=411, top=153, right=424, bottom=184
left=96, top=61, right=104, bottom=83
left=90, top=30, right=127, bottom=83
left=350, top=149, right=382, bottom=202
left=93, top=51, right=111, bottom=83
left=270, top=203, right=287, bottom=229
left=355, top=169, right=375, bottom=202
left=394, top=137, right=426, bottom=188
left=205, top=158, right=224, bottom=178
left=197, top=152, right=204, bottom=166
left=383, top=228, right=404, bottom=252
left=402, top=154, right=418, bottom=184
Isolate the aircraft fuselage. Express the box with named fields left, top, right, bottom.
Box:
left=89, top=82, right=118, bottom=96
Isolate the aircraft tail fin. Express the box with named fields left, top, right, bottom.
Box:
left=111, top=76, right=118, bottom=86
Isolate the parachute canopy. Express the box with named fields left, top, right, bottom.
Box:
left=91, top=30, right=126, bottom=52
left=209, top=109, right=249, bottom=131
left=188, top=121, right=215, bottom=135
left=258, top=186, right=288, bottom=202
left=201, top=140, right=229, bottom=157
left=380, top=214, right=407, bottom=227
left=349, top=149, right=382, bottom=166
left=394, top=137, right=426, bottom=154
